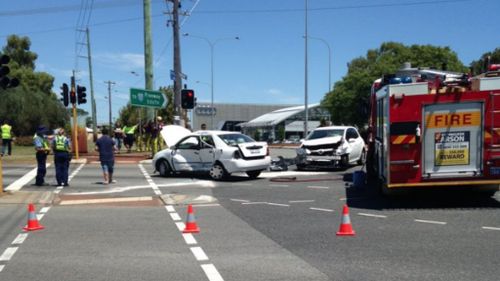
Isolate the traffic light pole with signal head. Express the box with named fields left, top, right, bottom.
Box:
left=70, top=74, right=79, bottom=159
left=77, top=85, right=87, bottom=104
left=181, top=89, right=195, bottom=109
left=60, top=83, right=69, bottom=106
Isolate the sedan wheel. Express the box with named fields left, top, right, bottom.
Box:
left=209, top=163, right=227, bottom=180
left=357, top=149, right=367, bottom=165
left=157, top=159, right=171, bottom=177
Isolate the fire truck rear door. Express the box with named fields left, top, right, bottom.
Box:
left=422, top=102, right=483, bottom=178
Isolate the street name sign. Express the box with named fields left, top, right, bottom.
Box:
left=130, top=88, right=166, bottom=108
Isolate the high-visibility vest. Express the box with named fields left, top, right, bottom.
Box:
left=1, top=124, right=12, bottom=139
left=33, top=135, right=49, bottom=150
left=55, top=135, right=69, bottom=152
left=123, top=125, right=136, bottom=135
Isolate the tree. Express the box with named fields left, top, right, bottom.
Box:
left=0, top=35, right=69, bottom=136
left=470, top=47, right=500, bottom=75
left=321, top=42, right=467, bottom=128
left=157, top=86, right=175, bottom=124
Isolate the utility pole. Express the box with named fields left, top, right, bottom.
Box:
left=84, top=28, right=97, bottom=141
left=304, top=0, right=309, bottom=138
left=105, top=81, right=116, bottom=130
left=143, top=0, right=154, bottom=121
left=172, top=0, right=183, bottom=126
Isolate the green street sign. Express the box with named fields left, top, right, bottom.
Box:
left=130, top=88, right=166, bottom=108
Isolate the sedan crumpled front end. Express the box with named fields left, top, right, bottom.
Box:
left=295, top=136, right=349, bottom=169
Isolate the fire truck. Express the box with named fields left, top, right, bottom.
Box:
left=366, top=63, right=500, bottom=195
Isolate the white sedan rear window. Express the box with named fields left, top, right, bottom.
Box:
left=218, top=134, right=255, bottom=146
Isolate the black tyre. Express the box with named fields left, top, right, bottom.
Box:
left=246, top=170, right=261, bottom=179
left=209, top=163, right=227, bottom=180
left=357, top=149, right=367, bottom=165
left=157, top=159, right=171, bottom=177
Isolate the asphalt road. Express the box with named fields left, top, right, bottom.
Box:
left=0, top=159, right=499, bottom=281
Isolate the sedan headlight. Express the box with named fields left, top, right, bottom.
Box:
left=296, top=147, right=306, bottom=155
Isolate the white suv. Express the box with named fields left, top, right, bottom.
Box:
left=295, top=126, right=366, bottom=170
left=153, top=126, right=271, bottom=180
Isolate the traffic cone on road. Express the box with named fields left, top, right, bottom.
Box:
left=336, top=204, right=355, bottom=236
left=183, top=204, right=200, bottom=233
left=23, top=204, right=44, bottom=232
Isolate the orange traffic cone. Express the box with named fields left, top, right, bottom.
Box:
left=336, top=204, right=355, bottom=236
left=23, top=204, right=44, bottom=232
left=183, top=204, right=200, bottom=233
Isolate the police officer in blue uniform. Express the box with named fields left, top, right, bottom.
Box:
left=52, top=128, right=71, bottom=186
left=33, top=126, right=50, bottom=186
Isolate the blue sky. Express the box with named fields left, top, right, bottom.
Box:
left=1, top=0, right=499, bottom=123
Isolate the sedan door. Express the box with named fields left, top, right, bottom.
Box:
left=171, top=136, right=203, bottom=171
left=199, top=135, right=217, bottom=171
left=346, top=128, right=362, bottom=161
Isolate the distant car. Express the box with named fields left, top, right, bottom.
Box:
left=295, top=126, right=366, bottom=170
left=153, top=126, right=271, bottom=180
left=288, top=135, right=301, bottom=143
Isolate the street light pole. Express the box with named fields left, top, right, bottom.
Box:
left=104, top=81, right=115, bottom=130
left=304, top=0, right=309, bottom=138
left=183, top=33, right=239, bottom=130
left=308, top=35, right=331, bottom=92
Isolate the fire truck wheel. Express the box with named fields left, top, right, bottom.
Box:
left=357, top=149, right=367, bottom=165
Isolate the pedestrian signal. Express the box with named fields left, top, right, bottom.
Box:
left=181, top=89, right=195, bottom=109
left=60, top=83, right=69, bottom=107
left=77, top=85, right=87, bottom=104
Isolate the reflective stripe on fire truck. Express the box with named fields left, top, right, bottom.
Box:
left=391, top=135, right=416, bottom=144
left=388, top=179, right=500, bottom=188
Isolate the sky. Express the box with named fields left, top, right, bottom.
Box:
left=1, top=0, right=499, bottom=124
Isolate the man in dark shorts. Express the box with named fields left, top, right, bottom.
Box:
left=96, top=127, right=117, bottom=185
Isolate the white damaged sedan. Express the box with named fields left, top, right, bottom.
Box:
left=153, top=126, right=271, bottom=180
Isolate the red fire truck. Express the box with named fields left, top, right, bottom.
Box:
left=366, top=63, right=500, bottom=195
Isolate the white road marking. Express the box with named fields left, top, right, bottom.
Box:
left=166, top=205, right=176, bottom=212
left=415, top=219, right=447, bottom=225
left=309, top=207, right=334, bottom=212
left=190, top=247, right=209, bottom=261
left=0, top=247, right=18, bottom=261
left=201, top=264, right=225, bottom=281
left=12, top=233, right=28, bottom=245
left=288, top=200, right=315, bottom=203
left=307, top=186, right=329, bottom=189
left=269, top=184, right=289, bottom=187
left=232, top=183, right=252, bottom=186
left=0, top=265, right=4, bottom=272
left=194, top=203, right=221, bottom=208
left=39, top=207, right=51, bottom=214
left=482, top=226, right=500, bottom=231
left=358, top=213, right=387, bottom=218
left=36, top=214, right=45, bottom=220
left=230, top=199, right=250, bottom=203
left=5, top=164, right=50, bottom=191
left=175, top=222, right=186, bottom=231
left=260, top=170, right=331, bottom=178
left=59, top=196, right=153, bottom=205
left=170, top=213, right=181, bottom=221
left=242, top=202, right=268, bottom=205
left=182, top=233, right=197, bottom=245
left=267, top=202, right=290, bottom=207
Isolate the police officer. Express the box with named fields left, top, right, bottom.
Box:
left=52, top=128, right=71, bottom=186
left=33, top=126, right=50, bottom=186
left=122, top=123, right=137, bottom=153
left=1, top=120, right=13, bottom=156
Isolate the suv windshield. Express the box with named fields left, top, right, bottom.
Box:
left=218, top=133, right=255, bottom=146
left=307, top=129, right=344, bottom=140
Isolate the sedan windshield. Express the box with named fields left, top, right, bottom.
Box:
left=307, top=129, right=344, bottom=140
left=218, top=133, right=255, bottom=146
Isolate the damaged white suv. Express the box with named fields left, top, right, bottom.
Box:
left=295, top=126, right=366, bottom=170
left=153, top=126, right=271, bottom=180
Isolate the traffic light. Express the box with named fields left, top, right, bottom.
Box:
left=77, top=85, right=87, bottom=104
left=0, top=55, right=19, bottom=89
left=60, top=83, right=69, bottom=106
left=181, top=89, right=195, bottom=109
left=70, top=88, right=76, bottom=105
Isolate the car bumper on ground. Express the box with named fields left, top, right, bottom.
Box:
left=223, top=156, right=271, bottom=173
left=296, top=154, right=345, bottom=169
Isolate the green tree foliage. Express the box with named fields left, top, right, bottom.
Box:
left=321, top=42, right=467, bottom=128
left=0, top=35, right=69, bottom=136
left=469, top=47, right=500, bottom=75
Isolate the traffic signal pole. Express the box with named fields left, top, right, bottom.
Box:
left=71, top=73, right=79, bottom=159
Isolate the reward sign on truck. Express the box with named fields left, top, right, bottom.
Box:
left=434, top=131, right=470, bottom=166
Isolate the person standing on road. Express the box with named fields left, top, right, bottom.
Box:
left=1, top=120, right=13, bottom=156
left=33, top=126, right=50, bottom=186
left=113, top=122, right=124, bottom=153
left=122, top=123, right=137, bottom=153
left=52, top=128, right=71, bottom=186
left=95, top=127, right=117, bottom=185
